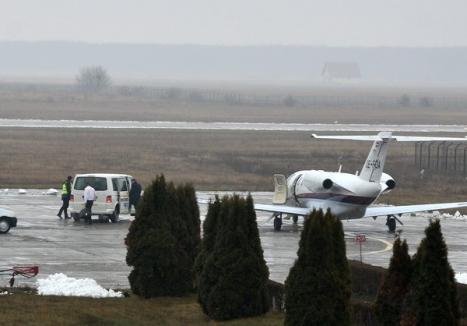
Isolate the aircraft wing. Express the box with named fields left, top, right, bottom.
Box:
left=364, top=202, right=467, bottom=218
left=254, top=204, right=311, bottom=216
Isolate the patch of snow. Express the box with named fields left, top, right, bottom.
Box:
left=0, top=291, right=8, bottom=295
left=18, top=189, right=27, bottom=194
left=37, top=273, right=123, bottom=298
left=439, top=212, right=467, bottom=220
left=456, top=273, right=467, bottom=284
left=44, top=188, right=58, bottom=195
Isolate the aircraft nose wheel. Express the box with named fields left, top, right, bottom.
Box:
left=273, top=214, right=283, bottom=231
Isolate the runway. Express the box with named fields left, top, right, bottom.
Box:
left=1, top=190, right=467, bottom=288
left=0, top=118, right=466, bottom=132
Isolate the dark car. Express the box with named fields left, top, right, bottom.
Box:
left=0, top=207, right=17, bottom=234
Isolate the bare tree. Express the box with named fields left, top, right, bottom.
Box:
left=283, top=95, right=297, bottom=107
left=419, top=96, right=433, bottom=108
left=76, top=66, right=111, bottom=93
left=398, top=94, right=411, bottom=107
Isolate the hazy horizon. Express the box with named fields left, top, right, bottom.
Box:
left=2, top=0, right=467, bottom=47
left=3, top=1, right=467, bottom=86
left=2, top=42, right=467, bottom=85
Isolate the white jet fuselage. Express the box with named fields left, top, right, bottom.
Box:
left=254, top=132, right=467, bottom=230
left=286, top=170, right=385, bottom=219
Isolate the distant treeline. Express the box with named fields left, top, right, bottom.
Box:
left=2, top=81, right=467, bottom=110
left=2, top=42, right=467, bottom=83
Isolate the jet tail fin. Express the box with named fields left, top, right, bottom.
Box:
left=359, top=132, right=393, bottom=182
left=311, top=132, right=467, bottom=182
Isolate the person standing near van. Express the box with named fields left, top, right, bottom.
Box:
left=57, top=176, right=72, bottom=219
left=129, top=179, right=142, bottom=212
left=83, top=183, right=96, bottom=224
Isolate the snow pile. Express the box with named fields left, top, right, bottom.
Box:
left=438, top=211, right=467, bottom=221
left=456, top=273, right=467, bottom=284
left=44, top=188, right=58, bottom=195
left=37, top=273, right=123, bottom=298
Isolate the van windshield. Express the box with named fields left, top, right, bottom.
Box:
left=74, top=177, right=107, bottom=191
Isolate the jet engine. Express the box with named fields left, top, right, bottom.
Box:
left=380, top=173, right=396, bottom=193
left=301, top=173, right=335, bottom=192
left=322, top=178, right=333, bottom=189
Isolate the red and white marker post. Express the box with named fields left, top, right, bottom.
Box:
left=355, top=234, right=366, bottom=263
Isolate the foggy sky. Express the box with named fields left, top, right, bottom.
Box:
left=0, top=0, right=466, bottom=47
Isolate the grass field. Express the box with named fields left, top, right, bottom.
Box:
left=0, top=291, right=283, bottom=326
left=1, top=83, right=467, bottom=124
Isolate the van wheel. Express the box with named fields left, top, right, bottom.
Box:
left=110, top=207, right=120, bottom=223
left=0, top=218, right=11, bottom=234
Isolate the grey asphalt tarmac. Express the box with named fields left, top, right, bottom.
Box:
left=1, top=190, right=466, bottom=289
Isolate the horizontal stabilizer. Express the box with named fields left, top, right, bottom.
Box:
left=311, top=134, right=467, bottom=142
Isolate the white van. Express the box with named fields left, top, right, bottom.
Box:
left=70, top=173, right=133, bottom=223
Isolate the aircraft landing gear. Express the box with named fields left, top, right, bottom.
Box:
left=386, top=214, right=403, bottom=233
left=386, top=216, right=396, bottom=233
left=274, top=213, right=283, bottom=231
left=292, top=215, right=298, bottom=224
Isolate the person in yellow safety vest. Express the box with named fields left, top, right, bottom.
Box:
left=57, top=176, right=72, bottom=219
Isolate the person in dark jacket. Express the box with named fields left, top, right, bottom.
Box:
left=57, top=175, right=72, bottom=219
left=129, top=179, right=142, bottom=212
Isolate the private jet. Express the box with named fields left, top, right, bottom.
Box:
left=254, top=132, right=467, bottom=232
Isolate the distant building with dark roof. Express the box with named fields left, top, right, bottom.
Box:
left=321, top=62, right=361, bottom=82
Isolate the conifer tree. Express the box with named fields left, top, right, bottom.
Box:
left=402, top=219, right=459, bottom=325
left=126, top=174, right=193, bottom=298
left=198, top=195, right=270, bottom=320
left=195, top=195, right=221, bottom=310
left=375, top=237, right=412, bottom=326
left=285, top=210, right=351, bottom=326
left=245, top=194, right=264, bottom=255
left=328, top=209, right=352, bottom=324
left=176, top=183, right=201, bottom=268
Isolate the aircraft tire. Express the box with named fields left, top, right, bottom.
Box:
left=387, top=218, right=396, bottom=233
left=274, top=216, right=282, bottom=231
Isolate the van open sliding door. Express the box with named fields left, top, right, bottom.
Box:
left=117, top=177, right=131, bottom=214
